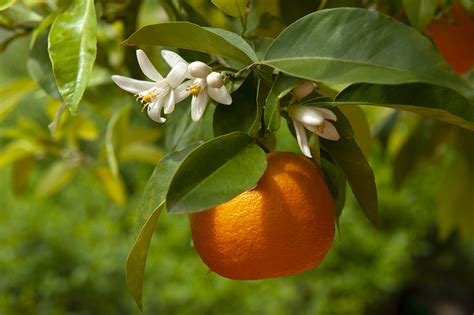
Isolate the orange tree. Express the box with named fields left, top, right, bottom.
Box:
left=0, top=0, right=473, bottom=312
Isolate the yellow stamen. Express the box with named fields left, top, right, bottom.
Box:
left=136, top=88, right=159, bottom=106
left=187, top=84, right=202, bottom=96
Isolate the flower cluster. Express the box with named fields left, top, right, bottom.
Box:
left=112, top=50, right=232, bottom=123
left=288, top=81, right=340, bottom=158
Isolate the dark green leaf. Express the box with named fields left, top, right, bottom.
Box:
left=48, top=0, right=97, bottom=114
left=165, top=98, right=214, bottom=152
left=264, top=72, right=300, bottom=131
left=320, top=107, right=378, bottom=226
left=166, top=132, right=267, bottom=213
left=321, top=156, right=347, bottom=221
left=123, top=22, right=257, bottom=64
left=126, top=143, right=200, bottom=311
left=213, top=74, right=260, bottom=136
left=336, top=83, right=474, bottom=131
left=264, top=8, right=469, bottom=95
left=28, top=32, right=61, bottom=99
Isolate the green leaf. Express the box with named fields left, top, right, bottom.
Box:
left=213, top=74, right=260, bottom=136
left=28, top=32, right=61, bottom=99
left=264, top=72, right=300, bottom=131
left=212, top=0, right=248, bottom=17
left=126, top=143, right=200, bottom=310
left=437, top=158, right=474, bottom=240
left=36, top=161, right=77, bottom=196
left=123, top=22, right=257, bottom=64
left=320, top=107, right=378, bottom=226
left=393, top=119, right=449, bottom=188
left=105, top=106, right=130, bottom=177
left=166, top=132, right=267, bottom=213
left=48, top=0, right=97, bottom=114
left=321, top=156, right=347, bottom=221
left=263, top=8, right=469, bottom=95
left=338, top=105, right=372, bottom=157
left=0, top=0, right=15, bottom=11
left=403, top=0, right=438, bottom=31
left=0, top=79, right=37, bottom=120
left=95, top=167, right=127, bottom=206
left=165, top=98, right=214, bottom=152
left=125, top=208, right=160, bottom=312
left=335, top=83, right=474, bottom=131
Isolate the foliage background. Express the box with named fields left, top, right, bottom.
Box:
left=1, top=0, right=474, bottom=314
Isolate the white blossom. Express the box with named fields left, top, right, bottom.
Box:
left=111, top=49, right=187, bottom=123
left=289, top=105, right=340, bottom=158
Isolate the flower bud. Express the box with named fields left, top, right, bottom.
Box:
left=293, top=81, right=316, bottom=99
left=206, top=72, right=225, bottom=88
left=188, top=61, right=212, bottom=78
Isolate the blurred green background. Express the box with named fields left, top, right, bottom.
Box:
left=1, top=0, right=474, bottom=314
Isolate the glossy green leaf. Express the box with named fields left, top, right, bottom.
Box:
left=126, top=143, right=199, bottom=310
left=48, top=0, right=97, bottom=114
left=212, top=0, right=248, bottom=17
left=321, top=156, right=347, bottom=221
left=123, top=22, right=257, bottom=64
left=28, top=32, right=61, bottom=99
left=166, top=132, right=267, bottom=213
left=338, top=105, right=372, bottom=157
left=264, top=72, right=300, bottom=131
left=335, top=83, right=474, bottom=131
left=264, top=8, right=469, bottom=95
left=213, top=74, right=260, bottom=136
left=320, top=107, right=378, bottom=226
left=403, top=0, right=438, bottom=31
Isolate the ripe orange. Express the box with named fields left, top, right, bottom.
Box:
left=425, top=4, right=474, bottom=74
left=189, top=152, right=335, bottom=280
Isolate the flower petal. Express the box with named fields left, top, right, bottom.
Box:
left=316, top=108, right=337, bottom=121
left=111, top=75, right=155, bottom=94
left=161, top=50, right=187, bottom=67
left=147, top=99, right=166, bottom=123
left=315, top=121, right=340, bottom=141
left=208, top=86, right=232, bottom=105
left=166, top=62, right=188, bottom=88
left=174, top=80, right=192, bottom=103
left=291, top=105, right=324, bottom=127
left=163, top=89, right=176, bottom=114
left=136, top=50, right=163, bottom=82
left=191, top=90, right=208, bottom=121
left=293, top=119, right=312, bottom=158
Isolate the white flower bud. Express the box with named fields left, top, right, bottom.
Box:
left=293, top=81, right=316, bottom=99
left=188, top=61, right=212, bottom=78
left=206, top=72, right=224, bottom=88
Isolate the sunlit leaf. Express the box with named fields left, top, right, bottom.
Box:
left=48, top=0, right=97, bottom=114
left=212, top=0, right=248, bottom=17
left=36, top=161, right=77, bottom=196
left=338, top=105, right=372, bottom=157
left=0, top=79, right=37, bottom=120
left=264, top=8, right=470, bottom=95
left=95, top=167, right=127, bottom=206
left=403, top=0, right=438, bottom=31
left=166, top=132, right=267, bottom=213
left=123, top=22, right=257, bottom=64
left=0, top=140, right=42, bottom=169
left=0, top=0, right=16, bottom=11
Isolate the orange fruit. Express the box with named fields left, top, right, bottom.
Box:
left=425, top=4, right=474, bottom=74
left=189, top=152, right=335, bottom=280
